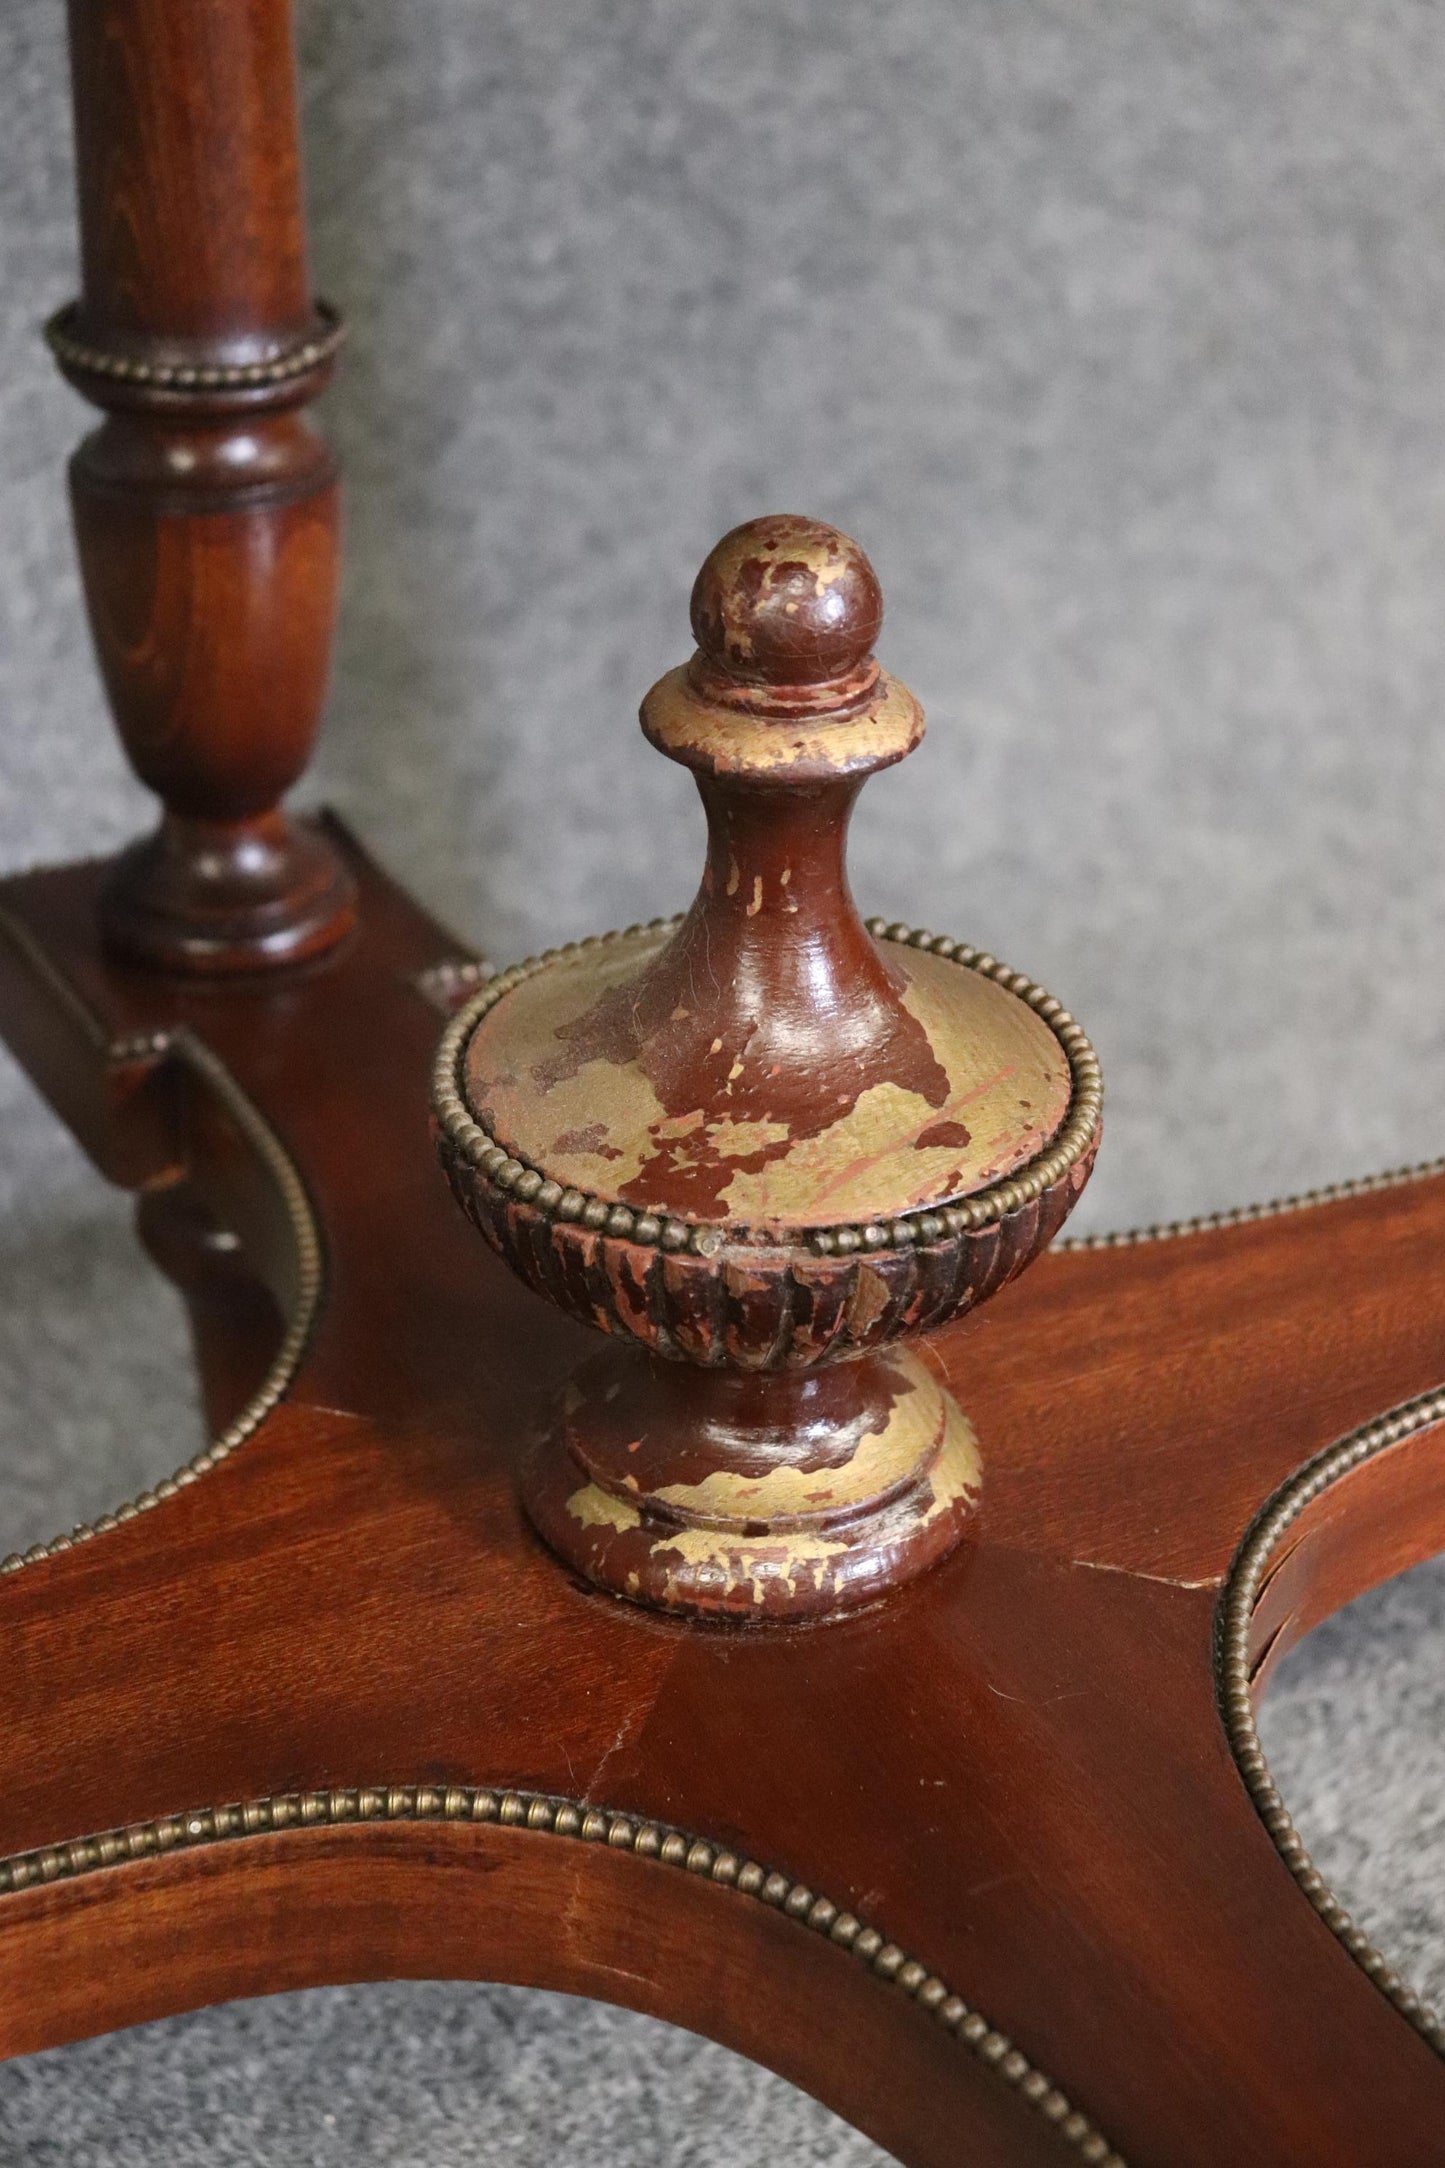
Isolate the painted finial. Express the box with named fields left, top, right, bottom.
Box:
left=689, top=515, right=883, bottom=691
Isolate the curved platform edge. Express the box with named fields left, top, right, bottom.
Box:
left=1218, top=1389, right=1445, bottom=2058
left=0, top=1020, right=321, bottom=1579
left=1060, top=1153, right=1445, bottom=1252
left=0, top=1787, right=1126, bottom=2168
left=6, top=849, right=1445, bottom=2162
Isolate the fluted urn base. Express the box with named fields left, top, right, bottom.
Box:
left=522, top=1341, right=981, bottom=1623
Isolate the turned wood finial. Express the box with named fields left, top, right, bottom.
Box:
left=689, top=514, right=882, bottom=689
left=434, top=517, right=1102, bottom=1621
left=641, top=514, right=920, bottom=785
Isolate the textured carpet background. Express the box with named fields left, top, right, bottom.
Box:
left=1, top=0, right=1444, bottom=2158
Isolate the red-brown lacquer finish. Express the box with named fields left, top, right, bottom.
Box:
left=55, top=0, right=353, bottom=972
left=434, top=520, right=1101, bottom=1620
left=1, top=838, right=1445, bottom=2168
left=7, top=11, right=1445, bottom=2160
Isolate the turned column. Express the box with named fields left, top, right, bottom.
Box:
left=49, top=0, right=355, bottom=973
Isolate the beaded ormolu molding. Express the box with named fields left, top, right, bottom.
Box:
left=432, top=916, right=1103, bottom=1258
left=3, top=910, right=1441, bottom=2102
left=413, top=953, right=495, bottom=1017
left=44, top=298, right=347, bottom=393
left=1061, top=1155, right=1445, bottom=1251
left=1217, top=1386, right=1445, bottom=2059
left=0, top=1024, right=321, bottom=1578
left=0, top=1779, right=1126, bottom=2167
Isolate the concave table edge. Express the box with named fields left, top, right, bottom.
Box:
left=0, top=822, right=1442, bottom=2168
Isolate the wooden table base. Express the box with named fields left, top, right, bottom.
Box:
left=0, top=822, right=1442, bottom=2166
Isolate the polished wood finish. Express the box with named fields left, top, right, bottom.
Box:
left=1, top=838, right=1444, bottom=2167
left=7, top=4, right=1444, bottom=2161
left=55, top=0, right=354, bottom=972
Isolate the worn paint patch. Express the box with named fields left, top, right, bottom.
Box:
left=644, top=1366, right=980, bottom=1614
left=524, top=1339, right=985, bottom=1623
left=641, top=665, right=922, bottom=783
left=466, top=926, right=1070, bottom=1227
left=565, top=1484, right=643, bottom=1535
left=916, top=1117, right=972, bottom=1151
left=650, top=1350, right=975, bottom=1523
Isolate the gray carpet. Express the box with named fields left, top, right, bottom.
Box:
left=2, top=0, right=1444, bottom=2156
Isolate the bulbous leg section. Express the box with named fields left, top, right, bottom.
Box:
left=522, top=1342, right=981, bottom=1623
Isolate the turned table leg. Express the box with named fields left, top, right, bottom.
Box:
left=50, top=0, right=354, bottom=974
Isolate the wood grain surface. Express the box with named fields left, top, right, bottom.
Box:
left=0, top=831, right=1441, bottom=2166
left=55, top=0, right=354, bottom=972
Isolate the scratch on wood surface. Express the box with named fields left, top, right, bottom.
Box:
left=1069, top=1556, right=1220, bottom=1592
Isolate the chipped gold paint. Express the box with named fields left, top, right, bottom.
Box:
left=651, top=1353, right=979, bottom=1525
left=641, top=665, right=922, bottom=782
left=565, top=1485, right=643, bottom=1535
left=696, top=519, right=859, bottom=666
left=545, top=1349, right=980, bottom=1616
left=466, top=927, right=1071, bottom=1227
left=468, top=937, right=671, bottom=1194
left=647, top=1355, right=979, bottom=1610
left=845, top=1263, right=894, bottom=1339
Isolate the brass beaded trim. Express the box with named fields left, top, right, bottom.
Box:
left=0, top=1781, right=1127, bottom=2166
left=413, top=953, right=496, bottom=1017
left=1060, top=1155, right=1445, bottom=1252
left=432, top=917, right=1103, bottom=1257
left=3, top=947, right=1432, bottom=2118
left=0, top=1026, right=322, bottom=1578
left=1217, top=1387, right=1445, bottom=2058
left=44, top=299, right=347, bottom=392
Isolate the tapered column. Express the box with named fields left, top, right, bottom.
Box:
left=51, top=0, right=355, bottom=973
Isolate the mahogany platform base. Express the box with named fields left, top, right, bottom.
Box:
left=1, top=821, right=1442, bottom=2167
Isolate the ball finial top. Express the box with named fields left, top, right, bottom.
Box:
left=689, top=515, right=883, bottom=690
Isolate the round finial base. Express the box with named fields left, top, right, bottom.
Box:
left=101, top=811, right=356, bottom=975
left=522, top=1343, right=981, bottom=1623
